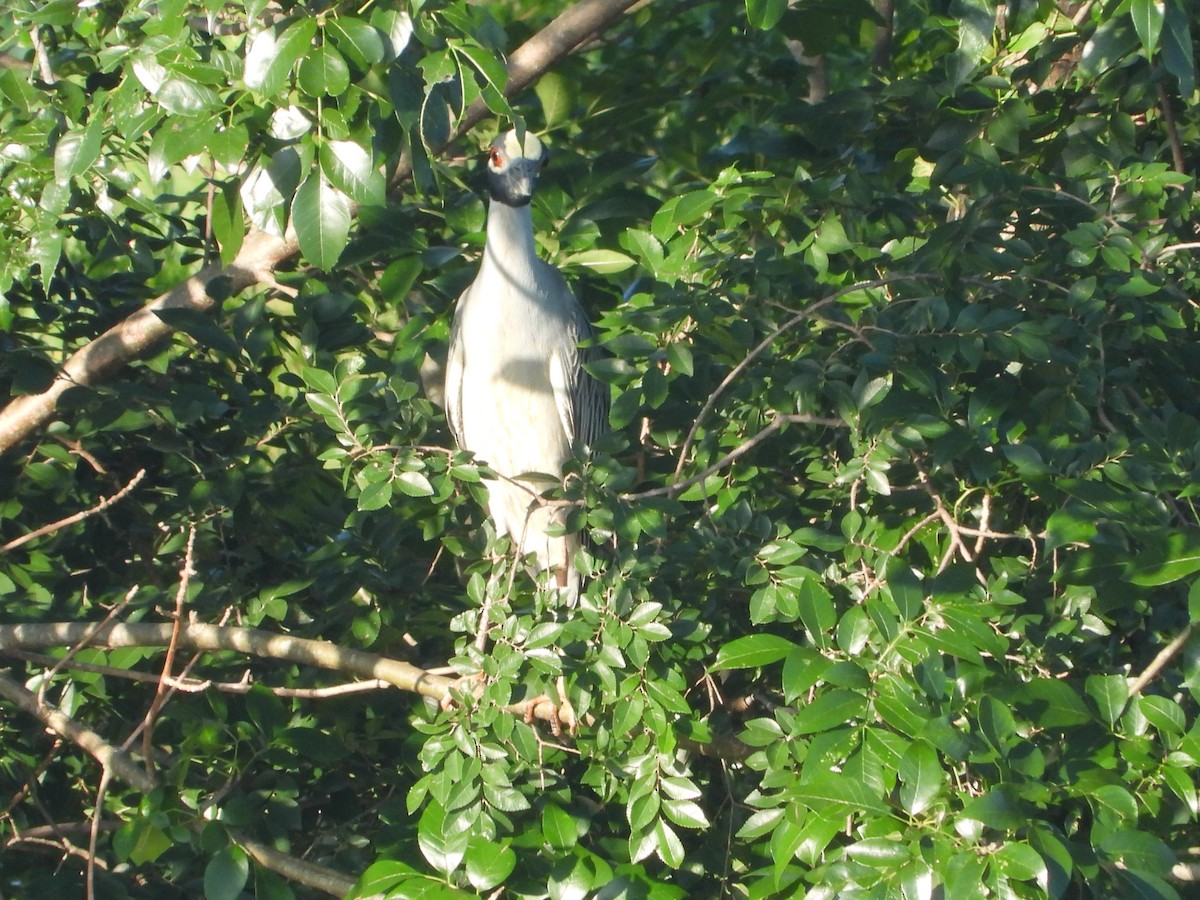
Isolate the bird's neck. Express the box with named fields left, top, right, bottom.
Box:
left=482, top=200, right=538, bottom=277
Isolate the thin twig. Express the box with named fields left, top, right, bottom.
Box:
left=0, top=668, right=358, bottom=897
left=0, top=469, right=146, bottom=555
left=140, top=526, right=197, bottom=776
left=1156, top=242, right=1200, bottom=260
left=29, top=25, right=54, bottom=83
left=627, top=413, right=842, bottom=501
left=0, top=670, right=158, bottom=794
left=672, top=276, right=935, bottom=483
left=1128, top=624, right=1194, bottom=698
left=36, top=586, right=138, bottom=706
left=914, top=462, right=974, bottom=572
left=87, top=769, right=112, bottom=900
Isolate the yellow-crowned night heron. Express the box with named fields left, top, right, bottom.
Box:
left=445, top=129, right=608, bottom=601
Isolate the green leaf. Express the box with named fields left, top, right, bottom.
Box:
left=156, top=76, right=220, bottom=115
left=535, top=70, right=575, bottom=128
left=464, top=838, right=515, bottom=891
left=713, top=634, right=799, bottom=670
left=663, top=798, right=710, bottom=830
left=395, top=471, right=434, bottom=498
left=292, top=170, right=352, bottom=270
left=746, top=0, right=786, bottom=30
left=797, top=577, right=837, bottom=648
left=298, top=43, right=351, bottom=97
left=996, top=841, right=1047, bottom=884
left=452, top=41, right=511, bottom=116
left=1098, top=829, right=1175, bottom=872
left=561, top=250, right=636, bottom=274
left=327, top=17, right=386, bottom=69
left=1018, top=678, right=1093, bottom=729
left=844, top=837, right=911, bottom=865
left=357, top=479, right=392, bottom=511
left=654, top=818, right=685, bottom=867
left=1127, top=531, right=1200, bottom=586
left=1130, top=0, right=1165, bottom=61
left=154, top=308, right=240, bottom=357
left=244, top=19, right=317, bottom=98
left=1045, top=505, right=1098, bottom=551
left=792, top=771, right=888, bottom=815
left=792, top=689, right=867, bottom=734
left=978, top=694, right=1019, bottom=753
left=349, top=861, right=421, bottom=899
left=541, top=802, right=580, bottom=849
left=53, top=120, right=103, bottom=184
left=320, top=139, right=385, bottom=207
left=204, top=846, right=249, bottom=900
left=1085, top=674, right=1129, bottom=728
left=898, top=741, right=945, bottom=816
left=418, top=802, right=469, bottom=876
left=1162, top=0, right=1195, bottom=95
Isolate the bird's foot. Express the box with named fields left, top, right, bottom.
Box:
left=522, top=676, right=576, bottom=737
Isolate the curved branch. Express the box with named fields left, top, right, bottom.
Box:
left=0, top=468, right=146, bottom=555
left=671, top=275, right=937, bottom=484
left=391, top=0, right=646, bottom=183
left=0, top=0, right=646, bottom=458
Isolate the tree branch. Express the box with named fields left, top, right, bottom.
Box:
left=1128, top=624, right=1194, bottom=698
left=0, top=621, right=582, bottom=729
left=0, top=620, right=453, bottom=696
left=0, top=231, right=294, bottom=456
left=0, top=668, right=158, bottom=794
left=0, top=666, right=358, bottom=898
left=0, top=468, right=146, bottom=555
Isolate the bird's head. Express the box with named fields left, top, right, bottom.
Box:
left=485, top=129, right=549, bottom=207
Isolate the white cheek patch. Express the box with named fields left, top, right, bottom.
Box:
left=504, top=129, right=544, bottom=163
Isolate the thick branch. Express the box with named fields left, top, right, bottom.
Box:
left=0, top=231, right=294, bottom=456
left=0, top=620, right=453, bottom=700
left=0, top=621, right=580, bottom=730
left=0, top=668, right=158, bottom=794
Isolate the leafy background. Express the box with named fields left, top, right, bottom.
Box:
left=2, top=0, right=1200, bottom=897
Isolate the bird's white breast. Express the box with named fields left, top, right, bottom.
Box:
left=455, top=265, right=572, bottom=480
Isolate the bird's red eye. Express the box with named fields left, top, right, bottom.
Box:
left=488, top=148, right=503, bottom=166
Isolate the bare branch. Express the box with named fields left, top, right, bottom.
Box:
left=236, top=834, right=357, bottom=898
left=1129, top=624, right=1194, bottom=698
left=0, top=667, right=358, bottom=898
left=140, top=526, right=197, bottom=775
left=671, top=275, right=936, bottom=483
left=627, top=413, right=843, bottom=501
left=0, top=469, right=146, bottom=555
left=1, top=648, right=390, bottom=697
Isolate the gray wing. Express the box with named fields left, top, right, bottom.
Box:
left=444, top=288, right=467, bottom=448
left=550, top=299, right=609, bottom=451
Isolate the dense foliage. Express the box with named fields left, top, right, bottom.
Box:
left=2, top=0, right=1200, bottom=897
